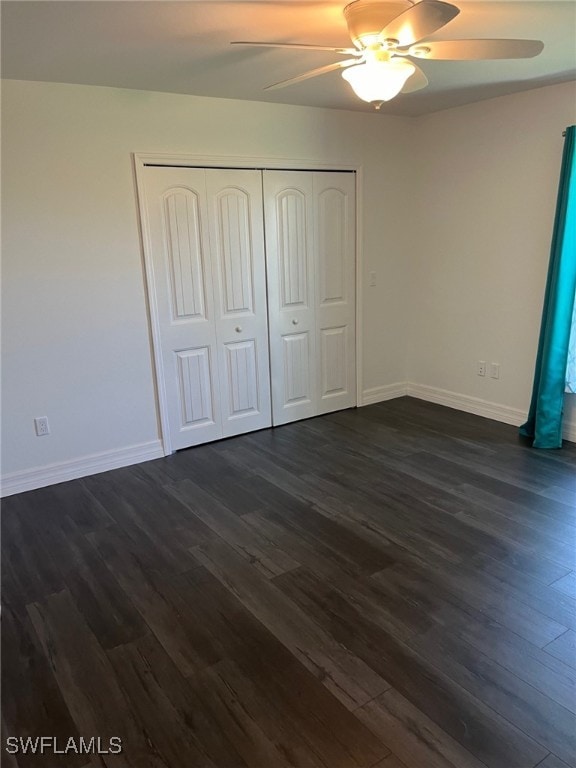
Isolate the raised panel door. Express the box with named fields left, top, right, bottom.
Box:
left=314, top=172, right=356, bottom=414
left=140, top=167, right=222, bottom=449
left=263, top=171, right=316, bottom=425
left=206, top=170, right=272, bottom=437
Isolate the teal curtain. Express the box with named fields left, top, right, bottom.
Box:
left=520, top=125, right=576, bottom=448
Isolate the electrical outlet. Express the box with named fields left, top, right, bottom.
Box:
left=34, top=417, right=50, bottom=436
left=369, top=271, right=377, bottom=287
left=490, top=362, right=500, bottom=379
left=477, top=361, right=486, bottom=377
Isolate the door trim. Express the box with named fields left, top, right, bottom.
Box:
left=133, top=153, right=363, bottom=455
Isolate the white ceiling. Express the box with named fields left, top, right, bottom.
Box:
left=1, top=0, right=575, bottom=116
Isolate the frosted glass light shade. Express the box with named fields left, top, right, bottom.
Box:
left=342, top=58, right=416, bottom=103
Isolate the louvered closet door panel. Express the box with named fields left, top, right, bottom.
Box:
left=263, top=171, right=317, bottom=426
left=314, top=172, right=357, bottom=414
left=141, top=167, right=222, bottom=449
left=206, top=170, right=272, bottom=437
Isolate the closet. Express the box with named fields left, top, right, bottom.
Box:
left=138, top=163, right=356, bottom=452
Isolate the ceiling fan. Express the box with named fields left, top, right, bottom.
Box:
left=232, top=0, right=544, bottom=109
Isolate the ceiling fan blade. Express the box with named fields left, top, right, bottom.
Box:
left=379, top=1, right=459, bottom=47
left=231, top=41, right=359, bottom=55
left=264, top=59, right=358, bottom=91
left=400, top=63, right=429, bottom=94
left=404, top=38, right=544, bottom=60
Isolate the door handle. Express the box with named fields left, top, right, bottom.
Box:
left=292, top=319, right=299, bottom=325
left=235, top=326, right=243, bottom=333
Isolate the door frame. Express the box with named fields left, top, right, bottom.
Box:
left=134, top=152, right=364, bottom=455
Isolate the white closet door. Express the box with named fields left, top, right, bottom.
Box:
left=140, top=166, right=271, bottom=450
left=205, top=170, right=272, bottom=437
left=263, top=171, right=317, bottom=426
left=315, top=172, right=357, bottom=415
left=141, top=167, right=222, bottom=449
left=264, top=170, right=356, bottom=426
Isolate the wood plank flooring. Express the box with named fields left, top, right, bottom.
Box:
left=2, top=397, right=576, bottom=768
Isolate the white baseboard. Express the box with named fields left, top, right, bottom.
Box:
left=0, top=440, right=164, bottom=498
left=563, top=419, right=576, bottom=443
left=360, top=382, right=408, bottom=406
left=361, top=380, right=575, bottom=444
left=406, top=382, right=526, bottom=427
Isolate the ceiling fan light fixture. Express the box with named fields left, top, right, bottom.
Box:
left=342, top=57, right=415, bottom=106
left=240, top=0, right=544, bottom=104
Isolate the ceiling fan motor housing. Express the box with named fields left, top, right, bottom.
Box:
left=343, top=0, right=413, bottom=47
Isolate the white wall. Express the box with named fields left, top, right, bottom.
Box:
left=407, top=81, right=576, bottom=435
left=1, top=79, right=414, bottom=486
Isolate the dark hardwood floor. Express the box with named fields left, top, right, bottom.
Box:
left=2, top=397, right=576, bottom=768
